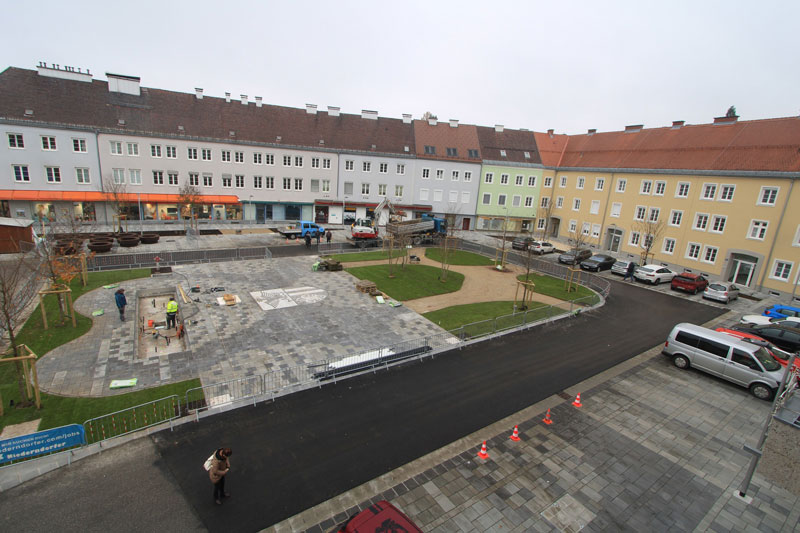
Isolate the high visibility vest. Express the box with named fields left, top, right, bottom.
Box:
left=167, top=301, right=178, bottom=313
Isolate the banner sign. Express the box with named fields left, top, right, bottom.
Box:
left=0, top=424, right=85, bottom=464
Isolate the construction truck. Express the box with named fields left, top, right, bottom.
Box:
left=347, top=218, right=382, bottom=248
left=277, top=221, right=325, bottom=240
left=386, top=214, right=447, bottom=245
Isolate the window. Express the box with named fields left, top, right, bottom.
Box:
left=375, top=162, right=386, bottom=174
left=360, top=182, right=370, bottom=195
left=252, top=152, right=262, bottom=165
left=295, top=156, right=303, bottom=167
left=311, top=179, right=321, bottom=192
left=616, top=178, right=627, bottom=193
left=129, top=169, right=142, bottom=185
left=221, top=150, right=231, bottom=162
left=201, top=148, right=212, bottom=161
left=559, top=176, right=567, bottom=188
left=544, top=176, right=553, bottom=187
left=469, top=149, right=480, bottom=158
left=482, top=193, right=491, bottom=205
left=127, top=142, right=139, bottom=156
left=283, top=155, right=292, bottom=166
left=75, top=168, right=90, bottom=184
left=484, top=172, right=493, bottom=184
left=582, top=223, right=591, bottom=236
left=433, top=190, right=443, bottom=202
left=771, top=261, right=793, bottom=281
left=595, top=177, right=605, bottom=191
left=515, top=175, right=524, bottom=186
left=528, top=176, right=536, bottom=187
left=294, top=178, right=303, bottom=190
left=203, top=174, right=213, bottom=187
left=378, top=184, right=387, bottom=196
left=322, top=180, right=330, bottom=192
left=720, top=185, right=735, bottom=201
left=394, top=185, right=404, bottom=197
left=629, top=231, right=641, bottom=246
left=634, top=206, right=646, bottom=221
left=166, top=146, right=176, bottom=158
left=525, top=196, right=533, bottom=208
left=569, top=220, right=577, bottom=233
left=253, top=176, right=262, bottom=189
left=703, top=246, right=718, bottom=263
left=654, top=181, right=666, bottom=196
left=592, top=224, right=601, bottom=238
left=749, top=220, right=768, bottom=240
left=464, top=171, right=472, bottom=182
left=265, top=154, right=274, bottom=165
left=663, top=238, right=676, bottom=254
left=153, top=171, right=164, bottom=185
left=235, top=152, right=244, bottom=163
left=396, top=164, right=405, bottom=175
left=189, top=172, right=199, bottom=186
left=446, top=147, right=458, bottom=157
left=265, top=176, right=274, bottom=189
left=110, top=141, right=123, bottom=155
left=498, top=194, right=507, bottom=206
left=702, top=183, right=717, bottom=200
left=452, top=170, right=459, bottom=181
left=151, top=145, right=162, bottom=158
left=640, top=180, right=652, bottom=194
left=323, top=158, right=331, bottom=169
left=112, top=168, right=125, bottom=184
left=222, top=175, right=232, bottom=187
left=235, top=175, right=244, bottom=188
left=362, top=161, right=371, bottom=172
left=556, top=196, right=564, bottom=208
left=643, top=234, right=654, bottom=249
left=710, top=215, right=726, bottom=233
left=7, top=133, right=24, bottom=148
left=420, top=188, right=429, bottom=201
left=669, top=210, right=683, bottom=226
left=41, top=136, right=56, bottom=150
left=187, top=147, right=198, bottom=160
left=577, top=176, right=585, bottom=189
left=344, top=182, right=354, bottom=195
left=686, top=243, right=701, bottom=260
left=676, top=182, right=690, bottom=198
left=500, top=174, right=509, bottom=185
left=541, top=197, right=550, bottom=208
left=758, top=187, right=779, bottom=206
left=537, top=218, right=547, bottom=230
left=444, top=190, right=456, bottom=203
left=590, top=200, right=600, bottom=214
left=436, top=169, right=444, bottom=180
left=424, top=145, right=436, bottom=155
left=46, top=166, right=61, bottom=183
left=310, top=157, right=320, bottom=169
left=573, top=198, right=581, bottom=211
left=610, top=202, right=622, bottom=217
left=422, top=168, right=430, bottom=179
left=282, top=177, right=292, bottom=190
left=73, top=138, right=87, bottom=152
left=648, top=207, right=660, bottom=222
left=345, top=160, right=354, bottom=171
left=694, top=213, right=709, bottom=230
left=168, top=172, right=179, bottom=186
left=524, top=151, right=531, bottom=159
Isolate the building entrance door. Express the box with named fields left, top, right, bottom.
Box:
left=728, top=256, right=757, bottom=286
left=605, top=228, right=623, bottom=252
left=462, top=218, right=470, bottom=230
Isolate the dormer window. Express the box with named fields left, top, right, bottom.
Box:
left=424, top=145, right=436, bottom=155
left=524, top=151, right=530, bottom=159
left=500, top=150, right=507, bottom=157
left=468, top=149, right=479, bottom=158
left=446, top=147, right=458, bottom=157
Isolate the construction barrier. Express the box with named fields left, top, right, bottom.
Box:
left=185, top=375, right=264, bottom=417
left=83, top=395, right=180, bottom=444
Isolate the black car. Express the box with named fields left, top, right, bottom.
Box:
left=558, top=248, right=592, bottom=265
left=511, top=237, right=533, bottom=250
left=580, top=254, right=615, bottom=272
left=730, top=324, right=800, bottom=353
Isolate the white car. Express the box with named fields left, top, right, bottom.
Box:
left=634, top=264, right=676, bottom=285
left=739, top=315, right=800, bottom=327
left=530, top=241, right=555, bottom=254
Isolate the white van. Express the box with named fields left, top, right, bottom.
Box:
left=663, top=323, right=785, bottom=400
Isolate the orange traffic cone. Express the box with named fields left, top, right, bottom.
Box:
left=572, top=393, right=583, bottom=408
left=509, top=425, right=521, bottom=442
left=477, top=441, right=490, bottom=460
left=542, top=408, right=553, bottom=425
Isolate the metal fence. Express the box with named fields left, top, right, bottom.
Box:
left=87, top=247, right=273, bottom=271
left=184, top=375, right=264, bottom=416
left=83, top=395, right=181, bottom=444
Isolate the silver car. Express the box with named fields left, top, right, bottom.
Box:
left=703, top=282, right=740, bottom=303
left=611, top=260, right=638, bottom=276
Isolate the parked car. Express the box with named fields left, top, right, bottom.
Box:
left=763, top=304, right=800, bottom=319
left=511, top=236, right=534, bottom=251
left=703, top=281, right=740, bottom=303
left=729, top=323, right=800, bottom=353
left=558, top=248, right=592, bottom=265
left=337, top=500, right=423, bottom=532
left=634, top=264, right=676, bottom=285
left=739, top=315, right=800, bottom=327
left=580, top=254, right=616, bottom=272
left=611, top=260, right=639, bottom=276
left=530, top=241, right=555, bottom=254
left=670, top=272, right=709, bottom=294
left=663, top=323, right=785, bottom=400
left=716, top=327, right=800, bottom=374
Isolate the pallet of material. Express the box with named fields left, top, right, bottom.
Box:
left=356, top=280, right=377, bottom=293
left=223, top=293, right=237, bottom=305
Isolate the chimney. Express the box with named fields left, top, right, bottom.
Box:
left=671, top=120, right=684, bottom=129
left=547, top=129, right=554, bottom=137
left=495, top=124, right=504, bottom=132
left=713, top=115, right=738, bottom=125
left=306, top=104, right=318, bottom=114
left=361, top=109, right=378, bottom=120
left=255, top=96, right=262, bottom=108
left=624, top=124, right=643, bottom=133
left=327, top=106, right=340, bottom=117
left=240, top=94, right=248, bottom=105
left=195, top=88, right=203, bottom=100
left=106, top=72, right=141, bottom=96
left=225, top=92, right=231, bottom=103
left=402, top=114, right=412, bottom=124
left=449, top=119, right=459, bottom=128
left=37, top=62, right=93, bottom=83
left=587, top=128, right=596, bottom=135
left=428, top=118, right=437, bottom=126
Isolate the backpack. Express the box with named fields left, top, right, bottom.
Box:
left=203, top=452, right=215, bottom=471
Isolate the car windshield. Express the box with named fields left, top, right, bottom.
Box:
left=709, top=283, right=726, bottom=291
left=753, top=347, right=782, bottom=371
left=640, top=267, right=655, bottom=273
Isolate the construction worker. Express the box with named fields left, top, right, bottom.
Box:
left=166, top=297, right=178, bottom=329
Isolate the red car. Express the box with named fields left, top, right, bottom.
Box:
left=337, top=500, right=423, bottom=533
left=671, top=272, right=709, bottom=294
left=716, top=327, right=800, bottom=374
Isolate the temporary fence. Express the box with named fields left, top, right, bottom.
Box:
left=87, top=246, right=273, bottom=271
left=184, top=375, right=264, bottom=416
left=82, top=395, right=181, bottom=444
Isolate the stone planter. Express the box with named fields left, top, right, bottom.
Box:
left=140, top=233, right=160, bottom=244
left=118, top=236, right=140, bottom=247
left=87, top=241, right=114, bottom=253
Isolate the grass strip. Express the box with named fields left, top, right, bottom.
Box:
left=346, top=264, right=464, bottom=300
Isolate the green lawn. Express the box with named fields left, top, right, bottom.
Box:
left=346, top=264, right=464, bottom=300
left=423, top=301, right=568, bottom=334
left=424, top=248, right=495, bottom=266
left=1, top=268, right=201, bottom=433
left=327, top=249, right=408, bottom=262
left=517, top=272, right=600, bottom=303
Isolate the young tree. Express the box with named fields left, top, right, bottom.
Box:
left=178, top=183, right=202, bottom=235
left=104, top=176, right=129, bottom=233
left=726, top=105, right=737, bottom=118
left=438, top=204, right=461, bottom=282
left=537, top=201, right=555, bottom=240
left=634, top=216, right=666, bottom=265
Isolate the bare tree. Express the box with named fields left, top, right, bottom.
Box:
left=537, top=201, right=555, bottom=240
left=178, top=183, right=202, bottom=235
left=633, top=216, right=666, bottom=265
left=567, top=219, right=590, bottom=254
left=104, top=176, right=129, bottom=234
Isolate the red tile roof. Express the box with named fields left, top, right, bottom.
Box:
left=533, top=131, right=570, bottom=167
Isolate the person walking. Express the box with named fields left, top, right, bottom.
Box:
left=166, top=296, right=178, bottom=329
left=208, top=447, right=232, bottom=505
left=114, top=288, right=127, bottom=321
left=623, top=261, right=636, bottom=282
left=326, top=230, right=332, bottom=244
left=304, top=233, right=311, bottom=248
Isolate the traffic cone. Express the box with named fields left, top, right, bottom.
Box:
left=477, top=441, right=489, bottom=460
left=542, top=408, right=553, bottom=425
left=572, top=393, right=583, bottom=408
left=509, top=425, right=521, bottom=442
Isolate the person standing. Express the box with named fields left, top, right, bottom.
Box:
left=315, top=231, right=321, bottom=245
left=208, top=447, right=232, bottom=505
left=624, top=261, right=636, bottom=282
left=114, top=288, right=127, bottom=321
left=326, top=230, right=332, bottom=244
left=304, top=233, right=311, bottom=248
left=166, top=297, right=178, bottom=329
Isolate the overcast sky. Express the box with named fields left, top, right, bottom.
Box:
left=3, top=0, right=798, bottom=134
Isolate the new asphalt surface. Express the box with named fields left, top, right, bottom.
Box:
left=143, top=279, right=724, bottom=532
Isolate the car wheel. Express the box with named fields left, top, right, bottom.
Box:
left=750, top=383, right=774, bottom=401
left=653, top=278, right=660, bottom=285
left=692, top=288, right=699, bottom=295
left=672, top=354, right=690, bottom=369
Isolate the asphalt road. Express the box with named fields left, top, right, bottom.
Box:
left=0, top=280, right=724, bottom=532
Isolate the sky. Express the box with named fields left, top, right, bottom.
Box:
left=2, top=0, right=798, bottom=135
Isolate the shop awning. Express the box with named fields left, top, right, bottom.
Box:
left=0, top=190, right=241, bottom=205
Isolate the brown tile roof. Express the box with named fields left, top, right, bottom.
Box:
left=550, top=118, right=800, bottom=173
left=0, top=67, right=415, bottom=155
left=533, top=131, right=570, bottom=167
left=412, top=120, right=481, bottom=162
left=475, top=126, right=542, bottom=165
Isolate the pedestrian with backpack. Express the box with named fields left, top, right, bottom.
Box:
left=205, top=447, right=232, bottom=505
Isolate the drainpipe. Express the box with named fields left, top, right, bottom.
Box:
left=597, top=172, right=615, bottom=250
left=757, top=179, right=794, bottom=294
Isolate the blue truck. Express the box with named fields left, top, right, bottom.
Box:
left=277, top=221, right=325, bottom=240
